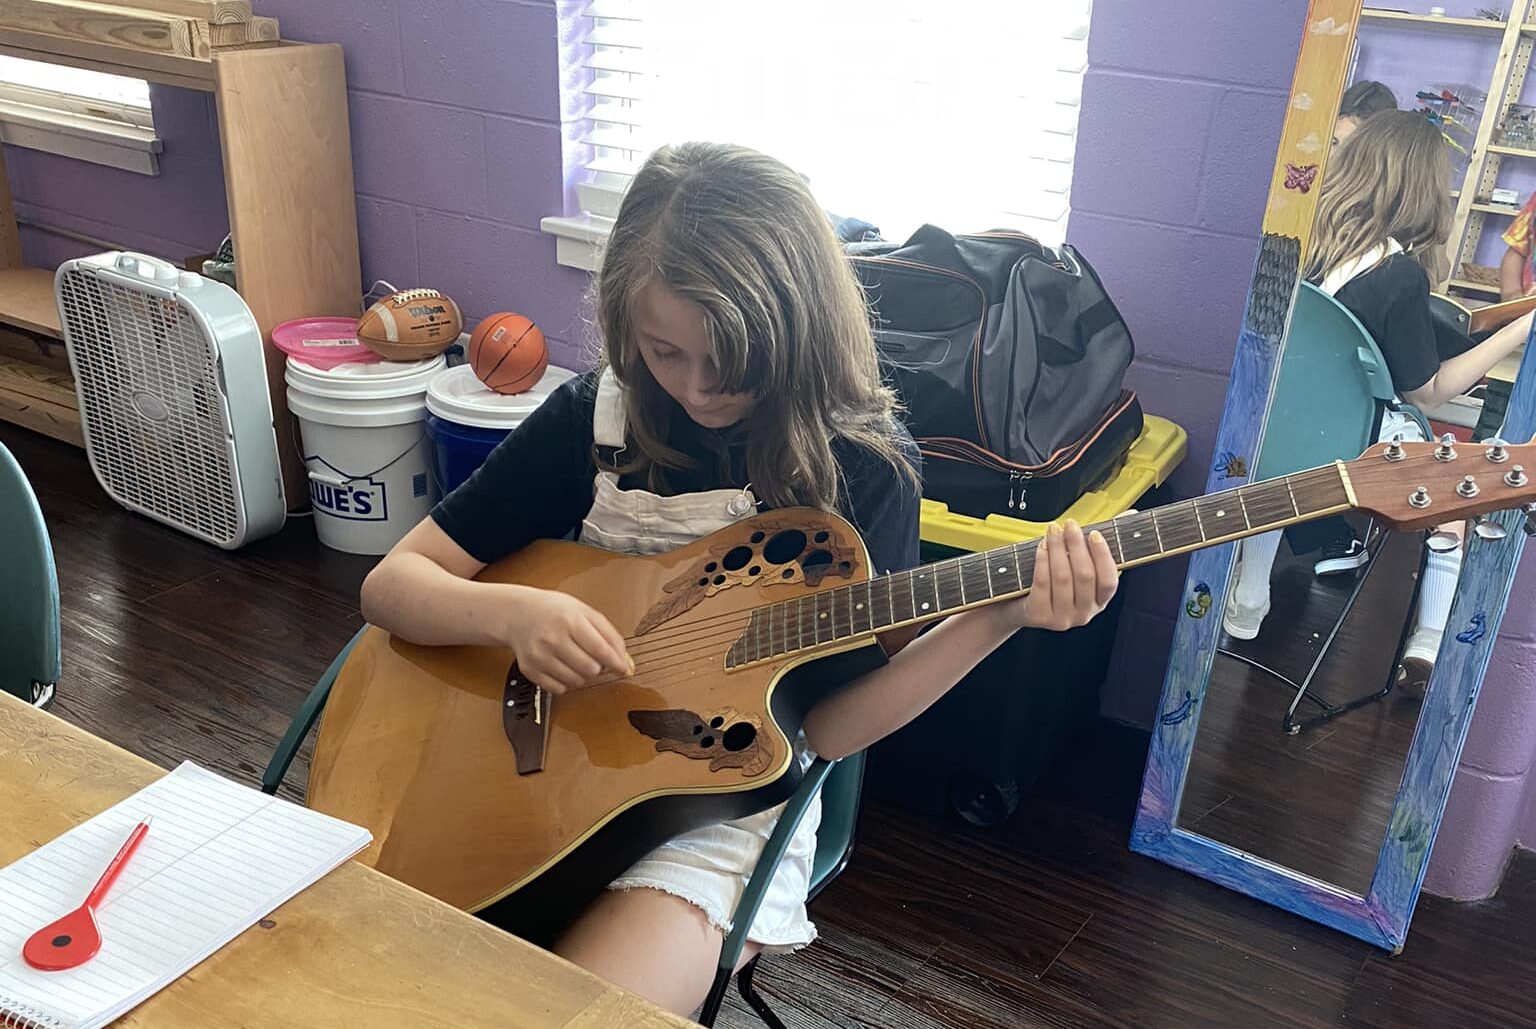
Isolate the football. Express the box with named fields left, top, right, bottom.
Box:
left=356, top=288, right=464, bottom=361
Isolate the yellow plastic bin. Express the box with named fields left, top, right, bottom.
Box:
left=918, top=414, right=1188, bottom=553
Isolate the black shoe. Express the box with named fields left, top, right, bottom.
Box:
left=1314, top=536, right=1368, bottom=576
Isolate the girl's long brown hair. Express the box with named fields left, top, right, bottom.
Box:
left=592, top=142, right=913, bottom=510
left=1304, top=110, right=1451, bottom=281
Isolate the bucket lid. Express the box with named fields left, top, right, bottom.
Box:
left=426, top=364, right=576, bottom=429
left=286, top=353, right=448, bottom=400
left=272, top=316, right=380, bottom=371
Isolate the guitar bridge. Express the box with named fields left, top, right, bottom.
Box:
left=502, top=668, right=551, bottom=775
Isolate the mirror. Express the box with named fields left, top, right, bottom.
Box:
left=1131, top=0, right=1536, bottom=952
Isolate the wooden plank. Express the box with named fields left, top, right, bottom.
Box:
left=0, top=0, right=208, bottom=58
left=210, top=13, right=276, bottom=47
left=89, top=0, right=251, bottom=24
left=0, top=696, right=696, bottom=1029
left=0, top=352, right=75, bottom=408
left=0, top=325, right=69, bottom=371
left=0, top=24, right=214, bottom=88
left=0, top=356, right=80, bottom=445
left=1361, top=8, right=1506, bottom=29
left=0, top=143, right=20, bottom=270
left=215, top=44, right=361, bottom=509
left=0, top=266, right=63, bottom=338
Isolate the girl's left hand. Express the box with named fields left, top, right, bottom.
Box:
left=1005, top=520, right=1118, bottom=632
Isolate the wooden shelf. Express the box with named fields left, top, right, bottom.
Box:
left=0, top=355, right=79, bottom=446
left=1446, top=277, right=1502, bottom=295
left=1361, top=8, right=1506, bottom=30
left=1487, top=143, right=1536, bottom=158
left=1471, top=201, right=1523, bottom=215
left=0, top=25, right=217, bottom=91
left=0, top=266, right=62, bottom=339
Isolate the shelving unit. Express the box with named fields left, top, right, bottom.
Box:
left=1360, top=9, right=1507, bottom=30
left=0, top=23, right=361, bottom=506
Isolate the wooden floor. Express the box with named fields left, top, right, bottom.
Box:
left=9, top=424, right=1536, bottom=1029
left=1187, top=528, right=1424, bottom=894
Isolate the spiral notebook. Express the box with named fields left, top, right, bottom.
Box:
left=0, top=762, right=371, bottom=1029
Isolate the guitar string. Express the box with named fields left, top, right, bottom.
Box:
left=616, top=465, right=1347, bottom=658
left=616, top=468, right=1348, bottom=663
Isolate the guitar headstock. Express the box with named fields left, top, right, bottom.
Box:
left=1345, top=435, right=1536, bottom=533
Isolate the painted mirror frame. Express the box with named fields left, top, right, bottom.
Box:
left=1129, top=0, right=1536, bottom=953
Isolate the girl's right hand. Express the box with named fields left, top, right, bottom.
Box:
left=502, top=587, right=632, bottom=693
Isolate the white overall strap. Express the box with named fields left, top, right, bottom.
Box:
left=1318, top=237, right=1404, bottom=297
left=593, top=367, right=627, bottom=449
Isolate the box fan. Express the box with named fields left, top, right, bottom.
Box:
left=55, top=252, right=285, bottom=549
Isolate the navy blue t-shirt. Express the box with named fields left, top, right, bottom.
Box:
left=431, top=370, right=922, bottom=576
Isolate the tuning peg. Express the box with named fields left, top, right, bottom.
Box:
left=1486, top=438, right=1510, bottom=464
left=1385, top=436, right=1406, bottom=462
left=1506, top=465, right=1528, bottom=488
left=1474, top=517, right=1509, bottom=542
left=1427, top=530, right=1462, bottom=552
left=1458, top=475, right=1480, bottom=498
left=1435, top=434, right=1458, bottom=462
left=1409, top=485, right=1431, bottom=509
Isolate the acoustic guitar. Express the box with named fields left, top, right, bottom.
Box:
left=307, top=437, right=1536, bottom=937
left=1431, top=290, right=1536, bottom=339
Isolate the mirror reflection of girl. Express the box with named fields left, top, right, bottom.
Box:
left=1225, top=111, right=1535, bottom=688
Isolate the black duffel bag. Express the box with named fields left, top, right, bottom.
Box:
left=849, top=226, right=1140, bottom=519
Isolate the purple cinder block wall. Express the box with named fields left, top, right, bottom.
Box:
left=4, top=0, right=1534, bottom=899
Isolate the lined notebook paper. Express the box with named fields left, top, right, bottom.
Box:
left=0, top=762, right=371, bottom=1029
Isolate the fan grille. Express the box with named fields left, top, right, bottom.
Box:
left=58, top=267, right=241, bottom=544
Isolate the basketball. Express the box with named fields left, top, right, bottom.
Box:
left=469, top=312, right=548, bottom=395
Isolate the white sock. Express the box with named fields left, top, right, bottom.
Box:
left=1234, top=530, right=1282, bottom=609
left=1411, top=545, right=1463, bottom=651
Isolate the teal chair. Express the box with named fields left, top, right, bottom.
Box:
left=1229, top=282, right=1431, bottom=732
left=0, top=440, right=61, bottom=707
left=263, top=629, right=865, bottom=1029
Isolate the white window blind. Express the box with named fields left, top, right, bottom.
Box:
left=570, top=0, right=1090, bottom=247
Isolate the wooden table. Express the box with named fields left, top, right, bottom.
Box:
left=0, top=696, right=696, bottom=1029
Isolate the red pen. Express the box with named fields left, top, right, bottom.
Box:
left=23, top=817, right=152, bottom=971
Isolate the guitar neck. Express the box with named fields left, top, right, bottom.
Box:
left=726, top=462, right=1355, bottom=667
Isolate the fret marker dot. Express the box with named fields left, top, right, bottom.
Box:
left=1134, top=532, right=1143, bottom=538
left=998, top=566, right=1008, bottom=573
left=856, top=603, right=864, bottom=610
left=820, top=613, right=827, bottom=620
left=921, top=602, right=931, bottom=611
left=1216, top=509, right=1226, bottom=518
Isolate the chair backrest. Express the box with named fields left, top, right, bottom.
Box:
left=808, top=750, right=865, bottom=899
left=0, top=441, right=61, bottom=702
left=1254, top=282, right=1401, bottom=480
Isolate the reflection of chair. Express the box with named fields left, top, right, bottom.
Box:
left=1226, top=282, right=1429, bottom=733
left=0, top=440, right=61, bottom=707
left=264, top=629, right=866, bottom=1029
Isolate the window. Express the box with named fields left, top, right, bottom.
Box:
left=544, top=1, right=1091, bottom=269
left=0, top=56, right=160, bottom=174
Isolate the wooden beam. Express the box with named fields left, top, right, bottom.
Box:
left=0, top=357, right=80, bottom=446
left=0, top=25, right=214, bottom=89
left=216, top=45, right=362, bottom=508
left=0, top=145, right=20, bottom=271
left=89, top=0, right=251, bottom=25
left=210, top=14, right=276, bottom=47
left=0, top=0, right=209, bottom=58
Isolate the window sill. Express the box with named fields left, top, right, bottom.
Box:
left=540, top=213, right=613, bottom=271
left=0, top=98, right=161, bottom=175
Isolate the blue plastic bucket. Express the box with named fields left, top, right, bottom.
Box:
left=425, top=364, right=575, bottom=494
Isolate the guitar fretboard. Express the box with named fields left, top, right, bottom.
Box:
left=724, top=464, right=1353, bottom=668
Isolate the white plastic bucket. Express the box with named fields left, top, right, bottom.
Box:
left=285, top=354, right=447, bottom=555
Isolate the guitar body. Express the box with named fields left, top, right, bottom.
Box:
left=307, top=508, right=888, bottom=937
